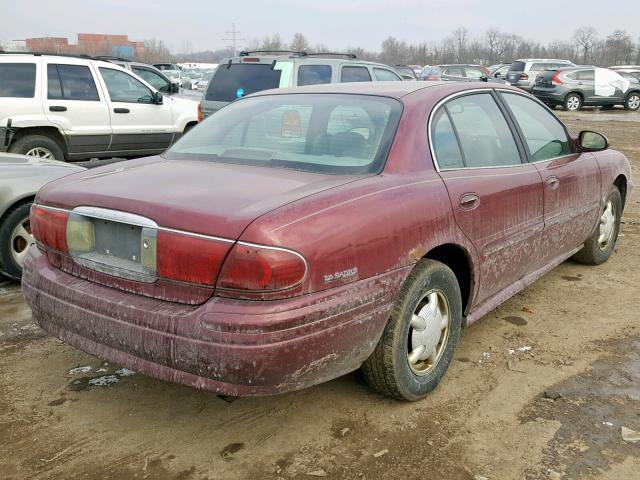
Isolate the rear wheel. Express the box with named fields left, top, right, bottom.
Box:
left=624, top=92, right=640, bottom=111
left=563, top=93, right=582, bottom=111
left=572, top=187, right=622, bottom=265
left=362, top=259, right=462, bottom=401
left=0, top=202, right=35, bottom=280
left=9, top=134, right=65, bottom=161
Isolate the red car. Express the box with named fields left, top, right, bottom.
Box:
left=23, top=81, right=631, bottom=401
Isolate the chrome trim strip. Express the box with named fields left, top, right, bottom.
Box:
left=72, top=206, right=158, bottom=228
left=157, top=226, right=235, bottom=243
left=34, top=204, right=70, bottom=214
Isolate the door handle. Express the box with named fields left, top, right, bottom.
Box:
left=49, top=106, right=67, bottom=112
left=114, top=108, right=130, bottom=114
left=546, top=176, right=560, bottom=190
left=459, top=193, right=480, bottom=210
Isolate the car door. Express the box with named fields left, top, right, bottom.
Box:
left=340, top=65, right=372, bottom=83
left=431, top=92, right=544, bottom=304
left=42, top=59, right=112, bottom=154
left=96, top=66, right=174, bottom=154
left=499, top=91, right=601, bottom=264
left=575, top=69, right=597, bottom=103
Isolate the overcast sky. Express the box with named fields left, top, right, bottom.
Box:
left=2, top=0, right=638, bottom=52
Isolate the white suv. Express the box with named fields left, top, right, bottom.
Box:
left=0, top=53, right=198, bottom=161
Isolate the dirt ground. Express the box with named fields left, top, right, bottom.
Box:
left=1, top=108, right=639, bottom=480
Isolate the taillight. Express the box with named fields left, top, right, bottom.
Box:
left=30, top=205, right=69, bottom=252
left=157, top=230, right=231, bottom=285
left=217, top=242, right=307, bottom=293
left=551, top=71, right=563, bottom=85
left=520, top=73, right=529, bottom=80
left=426, top=75, right=438, bottom=81
left=197, top=102, right=203, bottom=122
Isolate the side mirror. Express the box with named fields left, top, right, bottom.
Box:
left=154, top=92, right=164, bottom=105
left=170, top=82, right=180, bottom=94
left=578, top=130, right=608, bottom=152
left=480, top=74, right=489, bottom=82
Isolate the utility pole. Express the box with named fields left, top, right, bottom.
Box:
left=223, top=23, right=244, bottom=56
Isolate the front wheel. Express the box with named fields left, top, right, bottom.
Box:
left=624, top=92, right=640, bottom=111
left=572, top=187, right=622, bottom=265
left=0, top=202, right=35, bottom=280
left=563, top=93, right=582, bottom=111
left=362, top=259, right=462, bottom=401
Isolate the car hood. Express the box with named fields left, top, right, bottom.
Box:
left=0, top=152, right=82, bottom=169
left=36, top=156, right=368, bottom=239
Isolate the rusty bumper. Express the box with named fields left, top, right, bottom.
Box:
left=22, top=247, right=409, bottom=396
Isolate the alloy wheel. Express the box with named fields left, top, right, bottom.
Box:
left=25, top=147, right=54, bottom=159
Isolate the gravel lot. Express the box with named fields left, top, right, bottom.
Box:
left=1, top=108, right=639, bottom=480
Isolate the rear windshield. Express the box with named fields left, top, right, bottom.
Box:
left=509, top=61, right=526, bottom=72
left=0, top=63, right=37, bottom=98
left=164, top=93, right=402, bottom=174
left=205, top=63, right=288, bottom=102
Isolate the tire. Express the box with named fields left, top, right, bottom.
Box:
left=362, top=259, right=462, bottom=401
left=0, top=202, right=34, bottom=280
left=8, top=134, right=65, bottom=161
left=563, top=93, right=582, bottom=111
left=624, top=92, right=640, bottom=111
left=572, top=187, right=622, bottom=265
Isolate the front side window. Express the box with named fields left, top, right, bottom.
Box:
left=443, top=67, right=465, bottom=77
left=132, top=67, right=170, bottom=93
left=47, top=64, right=100, bottom=101
left=99, top=68, right=154, bottom=103
left=297, top=65, right=332, bottom=86
left=374, top=68, right=402, bottom=81
left=501, top=92, right=571, bottom=161
left=444, top=93, right=521, bottom=168
left=0, top=63, right=36, bottom=98
left=341, top=66, right=372, bottom=83
left=464, top=67, right=484, bottom=79
left=164, top=94, right=402, bottom=174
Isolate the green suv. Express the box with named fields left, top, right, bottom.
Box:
left=532, top=66, right=640, bottom=111
left=199, top=51, right=403, bottom=120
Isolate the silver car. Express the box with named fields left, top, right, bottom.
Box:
left=0, top=153, right=84, bottom=280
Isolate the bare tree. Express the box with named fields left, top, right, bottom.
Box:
left=605, top=30, right=634, bottom=65
left=289, top=33, right=309, bottom=53
left=261, top=34, right=284, bottom=51
left=451, top=27, right=469, bottom=62
left=573, top=26, right=598, bottom=63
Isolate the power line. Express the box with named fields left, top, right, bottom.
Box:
left=222, top=23, right=244, bottom=56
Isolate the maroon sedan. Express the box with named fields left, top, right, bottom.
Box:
left=23, top=82, right=631, bottom=401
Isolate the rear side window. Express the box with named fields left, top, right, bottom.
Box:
left=0, top=63, right=36, bottom=98
left=501, top=92, right=571, bottom=161
left=445, top=93, right=521, bottom=168
left=566, top=72, right=578, bottom=80
left=464, top=67, right=484, bottom=79
left=577, top=70, right=595, bottom=81
left=530, top=63, right=547, bottom=71
left=374, top=68, right=402, bottom=81
left=341, top=66, right=372, bottom=83
left=297, top=65, right=332, bottom=86
left=443, top=67, right=465, bottom=77
left=205, top=63, right=284, bottom=102
left=47, top=64, right=100, bottom=101
left=431, top=109, right=464, bottom=169
left=509, top=61, right=526, bottom=72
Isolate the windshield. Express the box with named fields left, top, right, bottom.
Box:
left=164, top=93, right=402, bottom=174
left=509, top=61, right=526, bottom=72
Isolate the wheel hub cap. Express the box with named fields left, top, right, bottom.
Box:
left=568, top=97, right=580, bottom=110
left=10, top=217, right=34, bottom=267
left=630, top=96, right=640, bottom=109
left=598, top=200, right=615, bottom=249
left=408, top=291, right=450, bottom=375
left=25, top=147, right=54, bottom=159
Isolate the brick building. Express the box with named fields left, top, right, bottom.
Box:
left=24, top=33, right=146, bottom=58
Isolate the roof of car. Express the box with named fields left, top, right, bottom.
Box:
left=248, top=80, right=519, bottom=100
left=514, top=58, right=574, bottom=63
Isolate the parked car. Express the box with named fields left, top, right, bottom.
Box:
left=421, top=64, right=503, bottom=83
left=610, top=67, right=640, bottom=82
left=99, top=57, right=181, bottom=96
left=394, top=65, right=417, bottom=80
left=199, top=51, right=403, bottom=120
left=194, top=70, right=216, bottom=92
left=489, top=63, right=511, bottom=80
left=0, top=153, right=84, bottom=279
left=533, top=67, right=640, bottom=111
left=0, top=53, right=198, bottom=161
left=506, top=58, right=575, bottom=92
left=153, top=63, right=182, bottom=71
left=23, top=82, right=631, bottom=401
left=181, top=71, right=203, bottom=90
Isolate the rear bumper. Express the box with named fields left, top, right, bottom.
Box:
left=532, top=89, right=564, bottom=105
left=22, top=247, right=409, bottom=395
